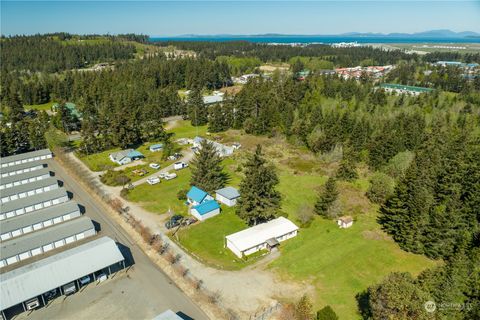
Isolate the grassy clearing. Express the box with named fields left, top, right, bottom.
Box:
left=125, top=168, right=191, bottom=215
left=169, top=120, right=208, bottom=139
left=24, top=101, right=55, bottom=111
left=175, top=207, right=259, bottom=270
left=270, top=214, right=438, bottom=319
left=77, top=148, right=120, bottom=172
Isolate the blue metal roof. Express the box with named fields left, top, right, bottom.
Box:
left=127, top=150, right=144, bottom=158
left=192, top=200, right=220, bottom=215
left=187, top=186, right=208, bottom=203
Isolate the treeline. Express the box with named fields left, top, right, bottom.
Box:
left=157, top=40, right=419, bottom=67
left=424, top=51, right=480, bottom=63
left=0, top=34, right=137, bottom=73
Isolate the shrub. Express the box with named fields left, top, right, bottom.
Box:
left=366, top=172, right=395, bottom=204
left=316, top=305, right=339, bottom=320
left=177, top=189, right=188, bottom=201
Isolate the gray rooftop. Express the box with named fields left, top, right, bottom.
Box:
left=109, top=149, right=133, bottom=161
left=215, top=186, right=240, bottom=200
left=0, top=168, right=51, bottom=187
left=0, top=161, right=46, bottom=175
left=0, top=149, right=52, bottom=166
left=152, top=310, right=184, bottom=320
left=1, top=177, right=59, bottom=199
left=0, top=188, right=69, bottom=215
left=0, top=236, right=123, bottom=310
left=0, top=216, right=94, bottom=261
left=0, top=202, right=80, bottom=235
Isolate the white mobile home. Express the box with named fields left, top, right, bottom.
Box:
left=225, top=217, right=299, bottom=258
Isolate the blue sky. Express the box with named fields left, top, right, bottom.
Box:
left=1, top=1, right=479, bottom=36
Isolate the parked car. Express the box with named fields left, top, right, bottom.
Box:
left=173, top=161, right=188, bottom=170
left=147, top=177, right=161, bottom=185
left=149, top=163, right=160, bottom=170
left=164, top=173, right=177, bottom=180
left=158, top=172, right=168, bottom=179
left=63, top=282, right=77, bottom=296
left=79, top=275, right=91, bottom=286
left=25, top=298, right=40, bottom=310
left=97, top=272, right=108, bottom=282
left=44, top=289, right=58, bottom=301
left=165, top=215, right=184, bottom=229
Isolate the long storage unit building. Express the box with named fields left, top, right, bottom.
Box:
left=0, top=188, right=69, bottom=221
left=0, top=202, right=81, bottom=241
left=0, top=149, right=52, bottom=169
left=0, top=216, right=96, bottom=268
left=0, top=161, right=46, bottom=178
left=0, top=168, right=51, bottom=191
left=0, top=178, right=59, bottom=204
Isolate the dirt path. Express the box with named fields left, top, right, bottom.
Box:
left=67, top=150, right=308, bottom=317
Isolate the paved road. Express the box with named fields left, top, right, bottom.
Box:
left=26, top=158, right=209, bottom=320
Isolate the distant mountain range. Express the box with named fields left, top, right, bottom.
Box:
left=166, top=30, right=480, bottom=39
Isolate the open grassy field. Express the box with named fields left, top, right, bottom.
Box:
left=125, top=168, right=192, bottom=215
left=77, top=148, right=120, bottom=171
left=270, top=214, right=438, bottom=319
left=169, top=120, right=208, bottom=139
left=24, top=101, right=56, bottom=111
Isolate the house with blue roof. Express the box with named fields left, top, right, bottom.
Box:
left=190, top=200, right=221, bottom=221
left=109, top=149, right=145, bottom=165
left=186, top=186, right=213, bottom=206
left=149, top=144, right=164, bottom=152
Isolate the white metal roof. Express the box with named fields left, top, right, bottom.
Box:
left=0, top=149, right=52, bottom=167
left=225, top=217, right=298, bottom=252
left=0, top=236, right=124, bottom=310
left=152, top=310, right=184, bottom=320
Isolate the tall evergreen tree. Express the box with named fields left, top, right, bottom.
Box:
left=315, top=177, right=339, bottom=218
left=236, top=145, right=281, bottom=226
left=188, top=88, right=208, bottom=126
left=190, top=140, right=228, bottom=194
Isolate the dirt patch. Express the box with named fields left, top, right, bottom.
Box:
left=338, top=183, right=372, bottom=215
left=362, top=230, right=390, bottom=241
left=219, top=85, right=243, bottom=95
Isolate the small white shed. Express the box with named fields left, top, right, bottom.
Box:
left=337, top=216, right=353, bottom=228
left=215, top=187, right=240, bottom=207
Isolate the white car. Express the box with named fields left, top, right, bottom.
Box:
left=158, top=172, right=168, bottom=179
left=97, top=273, right=107, bottom=283
left=79, top=275, right=91, bottom=286
left=149, top=163, right=160, bottom=170
left=147, top=177, right=160, bottom=185
left=164, top=173, right=177, bottom=180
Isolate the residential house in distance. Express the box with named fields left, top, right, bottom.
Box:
left=337, top=216, right=353, bottom=229
left=234, top=74, right=259, bottom=84
left=109, top=149, right=144, bottom=165
left=225, top=217, right=299, bottom=258
left=192, top=137, right=235, bottom=157
left=379, top=83, right=434, bottom=96
left=149, top=144, right=163, bottom=152
left=51, top=102, right=82, bottom=120
left=203, top=91, right=224, bottom=105
left=215, top=187, right=240, bottom=207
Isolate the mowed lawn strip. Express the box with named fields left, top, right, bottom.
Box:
left=270, top=214, right=438, bottom=319
left=176, top=207, right=256, bottom=270
left=169, top=120, right=208, bottom=139
left=24, top=101, right=56, bottom=111
left=126, top=168, right=192, bottom=215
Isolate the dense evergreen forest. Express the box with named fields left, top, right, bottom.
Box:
left=0, top=34, right=479, bottom=318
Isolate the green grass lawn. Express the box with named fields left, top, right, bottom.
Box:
left=175, top=207, right=260, bottom=270
left=77, top=148, right=120, bottom=171
left=169, top=120, right=208, bottom=139
left=24, top=101, right=55, bottom=111
left=270, top=214, right=438, bottom=319
left=125, top=168, right=192, bottom=215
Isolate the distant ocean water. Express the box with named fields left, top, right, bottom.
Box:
left=150, top=36, right=480, bottom=44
